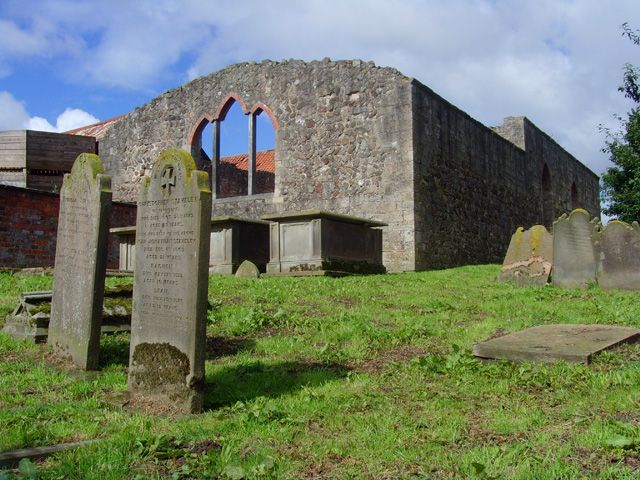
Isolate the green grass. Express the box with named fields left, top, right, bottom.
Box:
left=1, top=265, right=640, bottom=479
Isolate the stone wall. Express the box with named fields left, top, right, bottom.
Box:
left=0, top=185, right=136, bottom=269
left=99, top=60, right=416, bottom=272
left=97, top=59, right=599, bottom=272
left=412, top=83, right=599, bottom=270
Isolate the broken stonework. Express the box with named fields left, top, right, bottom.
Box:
left=597, top=220, right=640, bottom=290
left=128, top=148, right=211, bottom=414
left=552, top=209, right=600, bottom=288
left=48, top=154, right=111, bottom=370
left=498, top=225, right=553, bottom=286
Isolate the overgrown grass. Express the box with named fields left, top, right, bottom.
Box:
left=1, top=265, right=640, bottom=479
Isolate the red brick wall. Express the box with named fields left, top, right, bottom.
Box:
left=0, top=185, right=136, bottom=269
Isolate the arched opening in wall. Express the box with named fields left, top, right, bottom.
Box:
left=218, top=99, right=249, bottom=198
left=190, top=117, right=213, bottom=176
left=570, top=182, right=579, bottom=210
left=254, top=109, right=276, bottom=194
left=542, top=163, right=553, bottom=227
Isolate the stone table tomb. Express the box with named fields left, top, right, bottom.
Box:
left=263, top=210, right=386, bottom=276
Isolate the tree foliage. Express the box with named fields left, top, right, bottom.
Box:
left=601, top=23, right=640, bottom=222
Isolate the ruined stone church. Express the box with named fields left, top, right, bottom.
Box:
left=1, top=59, right=600, bottom=272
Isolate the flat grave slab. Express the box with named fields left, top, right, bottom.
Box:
left=473, top=324, right=640, bottom=364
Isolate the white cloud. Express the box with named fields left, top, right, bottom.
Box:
left=0, top=91, right=97, bottom=132
left=0, top=91, right=30, bottom=130
left=2, top=0, right=640, bottom=176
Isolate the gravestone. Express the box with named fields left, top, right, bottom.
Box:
left=235, top=260, right=260, bottom=278
left=498, top=225, right=553, bottom=286
left=552, top=209, right=599, bottom=288
left=598, top=220, right=640, bottom=290
left=128, top=148, right=211, bottom=414
left=48, top=154, right=111, bottom=370
left=473, top=324, right=640, bottom=364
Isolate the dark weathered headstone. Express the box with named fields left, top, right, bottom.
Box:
left=235, top=260, right=260, bottom=278
left=597, top=220, right=640, bottom=290
left=498, top=225, right=553, bottom=286
left=473, top=324, right=640, bottom=364
left=48, top=154, right=111, bottom=370
left=552, top=209, right=599, bottom=288
left=128, top=148, right=211, bottom=414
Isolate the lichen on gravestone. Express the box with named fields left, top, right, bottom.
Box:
left=597, top=220, right=640, bottom=290
left=48, top=154, right=112, bottom=370
left=552, top=209, right=600, bottom=289
left=128, top=148, right=211, bottom=414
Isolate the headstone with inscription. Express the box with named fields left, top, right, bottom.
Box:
left=597, top=220, right=640, bottom=290
left=552, top=209, right=600, bottom=288
left=498, top=225, right=553, bottom=286
left=128, top=148, right=211, bottom=414
left=48, top=154, right=112, bottom=370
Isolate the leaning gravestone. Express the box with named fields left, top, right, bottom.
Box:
left=48, top=154, right=112, bottom=370
left=597, top=220, right=640, bottom=290
left=498, top=225, right=553, bottom=286
left=552, top=209, right=599, bottom=288
left=128, top=148, right=211, bottom=414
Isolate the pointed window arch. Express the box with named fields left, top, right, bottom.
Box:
left=570, top=182, right=579, bottom=210
left=188, top=94, right=277, bottom=199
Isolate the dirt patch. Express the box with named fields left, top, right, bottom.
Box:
left=353, top=345, right=427, bottom=373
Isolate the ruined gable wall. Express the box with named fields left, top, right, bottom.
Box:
left=99, top=60, right=416, bottom=272
left=412, top=82, right=536, bottom=269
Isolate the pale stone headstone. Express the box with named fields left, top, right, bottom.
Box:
left=235, top=260, right=260, bottom=278
left=128, top=148, right=211, bottom=414
left=552, top=209, right=599, bottom=288
left=597, top=220, right=640, bottom=290
left=48, top=154, right=112, bottom=370
left=497, top=225, right=553, bottom=286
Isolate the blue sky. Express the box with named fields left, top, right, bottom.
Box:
left=1, top=0, right=640, bottom=171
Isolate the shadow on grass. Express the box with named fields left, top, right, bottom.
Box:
left=204, top=360, right=350, bottom=410
left=206, top=336, right=256, bottom=360
left=98, top=334, right=258, bottom=369
left=99, top=332, right=131, bottom=368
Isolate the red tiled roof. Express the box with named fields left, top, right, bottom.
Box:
left=64, top=114, right=127, bottom=140
left=221, top=150, right=275, bottom=173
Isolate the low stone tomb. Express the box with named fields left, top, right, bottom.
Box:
left=473, top=324, right=640, bottom=364
left=209, top=216, right=270, bottom=274
left=498, top=225, right=553, bottom=286
left=263, top=210, right=387, bottom=276
left=128, top=148, right=211, bottom=414
left=48, top=153, right=111, bottom=370
left=109, top=226, right=136, bottom=272
left=552, top=209, right=600, bottom=288
left=2, top=286, right=132, bottom=343
left=597, top=220, right=640, bottom=290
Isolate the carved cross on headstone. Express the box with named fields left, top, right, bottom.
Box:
left=161, top=166, right=175, bottom=195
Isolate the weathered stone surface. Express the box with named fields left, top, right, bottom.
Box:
left=128, top=148, right=211, bottom=414
left=498, top=225, right=553, bottom=286
left=235, top=260, right=260, bottom=278
left=96, top=60, right=600, bottom=272
left=597, top=220, right=640, bottom=290
left=473, top=324, right=640, bottom=364
left=264, top=210, right=386, bottom=275
left=209, top=216, right=270, bottom=274
left=48, top=154, right=111, bottom=370
left=552, top=209, right=600, bottom=288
